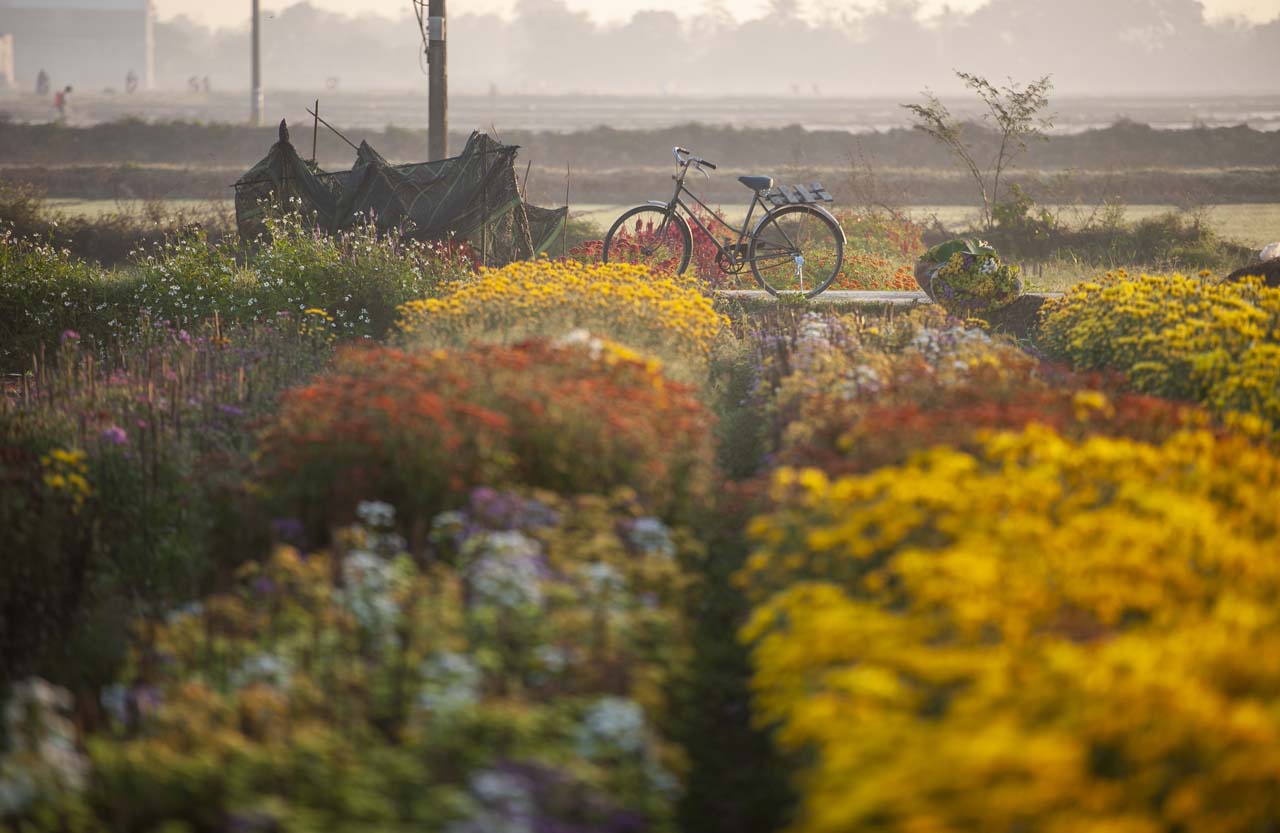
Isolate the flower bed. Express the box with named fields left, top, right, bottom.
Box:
left=6, top=494, right=692, bottom=830
left=258, top=338, right=715, bottom=538
left=1, top=319, right=332, bottom=683
left=739, top=426, right=1280, bottom=833
left=760, top=311, right=1214, bottom=476
left=1040, top=272, right=1280, bottom=430
left=397, top=260, right=727, bottom=372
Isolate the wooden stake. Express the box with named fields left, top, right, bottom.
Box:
left=562, top=162, right=570, bottom=259
left=427, top=0, right=448, bottom=160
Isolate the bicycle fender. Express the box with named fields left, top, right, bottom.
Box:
left=754, top=204, right=847, bottom=244
left=637, top=204, right=692, bottom=235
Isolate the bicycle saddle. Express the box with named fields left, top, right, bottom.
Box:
left=738, top=175, right=774, bottom=192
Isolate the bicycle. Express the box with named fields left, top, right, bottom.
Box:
left=602, top=147, right=846, bottom=298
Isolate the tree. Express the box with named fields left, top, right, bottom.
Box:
left=903, top=72, right=1053, bottom=231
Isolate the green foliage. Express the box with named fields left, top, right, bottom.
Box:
left=0, top=180, right=235, bottom=267
left=991, top=183, right=1059, bottom=242
left=983, top=203, right=1254, bottom=270
left=671, top=347, right=796, bottom=833
left=904, top=71, right=1054, bottom=230
left=0, top=232, right=129, bottom=370
left=1, top=321, right=331, bottom=687
left=0, top=215, right=470, bottom=372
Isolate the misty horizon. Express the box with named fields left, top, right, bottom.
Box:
left=58, top=0, right=1280, bottom=96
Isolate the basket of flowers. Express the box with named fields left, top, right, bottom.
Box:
left=915, top=238, right=1023, bottom=317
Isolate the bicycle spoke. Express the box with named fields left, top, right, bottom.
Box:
left=750, top=208, right=843, bottom=297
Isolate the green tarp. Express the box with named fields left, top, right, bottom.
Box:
left=235, top=124, right=567, bottom=265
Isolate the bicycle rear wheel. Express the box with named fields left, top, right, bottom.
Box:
left=602, top=206, right=693, bottom=275
left=748, top=206, right=844, bottom=298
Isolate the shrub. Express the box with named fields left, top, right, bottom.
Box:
left=976, top=199, right=1254, bottom=272
left=757, top=311, right=1214, bottom=476
left=829, top=210, right=922, bottom=291
left=257, top=339, right=716, bottom=538
left=1040, top=272, right=1280, bottom=429
left=1, top=320, right=332, bottom=685
left=0, top=181, right=237, bottom=267
left=397, top=260, right=728, bottom=374
left=0, top=215, right=471, bottom=371
left=740, top=426, right=1280, bottom=833
left=12, top=495, right=692, bottom=830
left=0, top=232, right=128, bottom=369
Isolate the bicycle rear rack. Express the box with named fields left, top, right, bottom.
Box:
left=763, top=183, right=834, bottom=207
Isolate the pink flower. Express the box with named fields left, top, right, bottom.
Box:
left=101, top=425, right=129, bottom=445
left=60, top=329, right=80, bottom=344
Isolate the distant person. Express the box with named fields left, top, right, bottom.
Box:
left=35, top=69, right=49, bottom=97
left=202, top=76, right=211, bottom=94
left=53, top=86, right=71, bottom=123
left=188, top=76, right=200, bottom=94
left=126, top=70, right=138, bottom=94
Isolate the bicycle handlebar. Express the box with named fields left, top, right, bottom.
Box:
left=672, top=146, right=717, bottom=171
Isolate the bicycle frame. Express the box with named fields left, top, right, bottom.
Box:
left=649, top=164, right=771, bottom=268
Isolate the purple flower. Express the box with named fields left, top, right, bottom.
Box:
left=177, top=329, right=192, bottom=344
left=271, top=516, right=305, bottom=544
left=133, top=685, right=161, bottom=719
left=218, top=404, right=245, bottom=418
left=469, top=487, right=559, bottom=531
left=60, top=329, right=80, bottom=344
left=101, top=425, right=129, bottom=446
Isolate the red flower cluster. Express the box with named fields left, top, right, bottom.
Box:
left=778, top=357, right=1217, bottom=478
left=258, top=340, right=715, bottom=536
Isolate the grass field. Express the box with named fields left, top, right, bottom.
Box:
left=47, top=198, right=235, bottom=219
left=49, top=198, right=1280, bottom=252
left=914, top=204, right=1280, bottom=250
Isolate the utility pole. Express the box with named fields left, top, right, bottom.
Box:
left=251, top=0, right=264, bottom=127
left=427, top=0, right=447, bottom=160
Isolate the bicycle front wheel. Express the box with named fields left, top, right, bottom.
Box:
left=748, top=206, right=844, bottom=298
left=602, top=206, right=693, bottom=275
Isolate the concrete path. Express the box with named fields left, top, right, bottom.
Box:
left=717, top=290, right=1062, bottom=305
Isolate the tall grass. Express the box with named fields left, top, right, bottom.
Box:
left=0, top=213, right=473, bottom=371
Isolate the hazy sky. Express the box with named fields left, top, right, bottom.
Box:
left=156, top=0, right=1280, bottom=27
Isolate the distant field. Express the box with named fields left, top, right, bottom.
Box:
left=3, top=90, right=1279, bottom=133
left=574, top=203, right=1280, bottom=251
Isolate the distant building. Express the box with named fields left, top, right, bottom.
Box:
left=0, top=34, right=14, bottom=88
left=0, top=0, right=154, bottom=91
